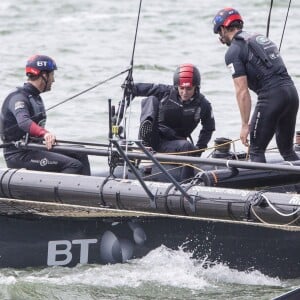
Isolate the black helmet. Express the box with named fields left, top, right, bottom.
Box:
left=213, top=7, right=243, bottom=34
left=173, top=63, right=201, bottom=87
left=25, top=54, right=57, bottom=76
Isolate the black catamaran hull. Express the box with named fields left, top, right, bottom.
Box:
left=0, top=199, right=300, bottom=279
left=0, top=168, right=300, bottom=279
left=1, top=168, right=300, bottom=225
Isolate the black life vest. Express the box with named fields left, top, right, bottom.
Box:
left=158, top=89, right=202, bottom=139
left=235, top=32, right=276, bottom=68
left=234, top=31, right=287, bottom=92
left=0, top=87, right=46, bottom=142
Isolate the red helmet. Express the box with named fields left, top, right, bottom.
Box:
left=173, top=63, right=201, bottom=88
left=213, top=7, right=243, bottom=34
left=25, top=54, right=57, bottom=76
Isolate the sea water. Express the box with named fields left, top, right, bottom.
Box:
left=0, top=246, right=295, bottom=299
left=0, top=0, right=299, bottom=298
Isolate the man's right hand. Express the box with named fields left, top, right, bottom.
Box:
left=43, top=132, right=56, bottom=150
left=240, top=124, right=250, bottom=146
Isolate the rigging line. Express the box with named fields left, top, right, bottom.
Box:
left=141, top=163, right=205, bottom=181
left=1, top=68, right=130, bottom=137
left=117, top=0, right=143, bottom=179
left=116, top=0, right=143, bottom=126
left=129, top=0, right=142, bottom=72
left=266, top=0, right=274, bottom=38
left=279, top=0, right=292, bottom=51
left=163, top=138, right=241, bottom=156
left=46, top=67, right=130, bottom=112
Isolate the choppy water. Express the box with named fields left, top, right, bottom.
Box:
left=0, top=0, right=300, bottom=298
left=0, top=246, right=298, bottom=300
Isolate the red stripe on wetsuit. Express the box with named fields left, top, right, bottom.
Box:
left=29, top=122, right=48, bottom=137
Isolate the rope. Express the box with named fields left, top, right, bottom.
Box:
left=251, top=205, right=300, bottom=226
left=250, top=190, right=300, bottom=226
left=279, top=0, right=292, bottom=52
left=162, top=138, right=241, bottom=156
left=46, top=69, right=130, bottom=112
left=140, top=162, right=205, bottom=181
left=1, top=69, right=130, bottom=137
left=266, top=0, right=274, bottom=38
left=260, top=193, right=300, bottom=217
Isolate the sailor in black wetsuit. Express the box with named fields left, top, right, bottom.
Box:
left=133, top=63, right=215, bottom=180
left=0, top=55, right=91, bottom=175
left=213, top=8, right=299, bottom=163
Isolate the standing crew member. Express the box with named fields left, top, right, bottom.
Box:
left=213, top=7, right=299, bottom=162
left=132, top=63, right=215, bottom=180
left=0, top=54, right=91, bottom=174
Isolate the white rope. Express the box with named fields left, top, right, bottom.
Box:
left=122, top=94, right=134, bottom=179
left=261, top=193, right=300, bottom=217
left=226, top=160, right=231, bottom=168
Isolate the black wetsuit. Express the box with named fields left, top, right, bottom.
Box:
left=135, top=83, right=215, bottom=150
left=135, top=83, right=215, bottom=180
left=0, top=83, right=90, bottom=174
left=225, top=30, right=299, bottom=162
